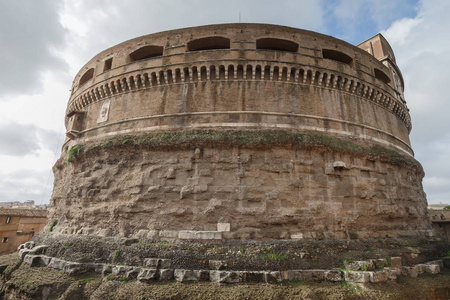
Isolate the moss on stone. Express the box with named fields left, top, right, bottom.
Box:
left=77, top=129, right=421, bottom=170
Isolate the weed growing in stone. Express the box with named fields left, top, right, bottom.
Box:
left=49, top=220, right=58, bottom=232
left=67, top=145, right=83, bottom=163
left=112, top=250, right=120, bottom=262
left=386, top=257, right=392, bottom=267
left=262, top=253, right=288, bottom=265
left=80, top=277, right=94, bottom=284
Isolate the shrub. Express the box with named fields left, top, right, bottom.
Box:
left=67, top=145, right=83, bottom=163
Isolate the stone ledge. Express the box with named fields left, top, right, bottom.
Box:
left=18, top=245, right=443, bottom=285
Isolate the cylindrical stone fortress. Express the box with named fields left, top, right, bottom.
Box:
left=49, top=24, right=430, bottom=240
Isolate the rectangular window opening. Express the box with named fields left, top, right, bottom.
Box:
left=2, top=237, right=8, bottom=243
left=104, top=58, right=113, bottom=72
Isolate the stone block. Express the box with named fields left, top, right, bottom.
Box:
left=159, top=230, right=178, bottom=238
left=423, top=264, right=440, bottom=274
left=137, top=268, right=158, bottom=283
left=385, top=268, right=401, bottom=280
left=345, top=271, right=370, bottom=284
left=324, top=269, right=342, bottom=282
left=288, top=270, right=325, bottom=281
left=48, top=258, right=66, bottom=271
left=369, top=271, right=388, bottom=283
left=344, top=260, right=374, bottom=271
left=217, top=223, right=231, bottom=232
left=194, top=185, right=208, bottom=193
left=390, top=257, right=402, bottom=268
left=414, top=264, right=425, bottom=275
left=174, top=269, right=208, bottom=282
left=112, top=266, right=135, bottom=276
left=23, top=255, right=36, bottom=266
left=135, top=229, right=149, bottom=238
left=159, top=259, right=172, bottom=269
left=126, top=268, right=140, bottom=279
left=158, top=269, right=174, bottom=281
left=194, top=270, right=210, bottom=281
left=102, top=265, right=112, bottom=277
left=146, top=230, right=159, bottom=238
left=178, top=231, right=222, bottom=240
left=401, top=266, right=418, bottom=278
left=209, top=260, right=227, bottom=270
left=209, top=270, right=242, bottom=283
left=290, top=232, right=303, bottom=239
left=371, top=258, right=387, bottom=270
left=266, top=271, right=282, bottom=283
left=18, top=241, right=35, bottom=251
left=86, top=263, right=104, bottom=274
left=242, top=271, right=266, bottom=283
left=144, top=258, right=160, bottom=269
left=24, top=255, right=52, bottom=267
left=426, top=260, right=443, bottom=268
left=63, top=262, right=86, bottom=275
left=98, top=228, right=112, bottom=237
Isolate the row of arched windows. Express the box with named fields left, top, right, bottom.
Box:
left=69, top=62, right=410, bottom=128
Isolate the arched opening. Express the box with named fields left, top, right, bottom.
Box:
left=79, top=68, right=94, bottom=86
left=158, top=71, right=165, bottom=84
left=187, top=37, right=230, bottom=51
left=264, top=66, right=271, bottom=80
left=273, top=66, right=280, bottom=81
left=374, top=68, right=391, bottom=86
left=210, top=66, right=217, bottom=80
left=175, top=69, right=182, bottom=83
left=237, top=65, right=244, bottom=79
left=182, top=68, right=190, bottom=82
left=200, top=66, right=207, bottom=81
left=150, top=72, right=158, bottom=86
left=322, top=49, right=353, bottom=66
left=129, top=45, right=163, bottom=62
left=246, top=65, right=253, bottom=80
left=167, top=70, right=174, bottom=84
left=192, top=67, right=199, bottom=81
left=219, top=65, right=226, bottom=80
left=289, top=68, right=296, bottom=82
left=256, top=38, right=299, bottom=53
left=228, top=65, right=235, bottom=80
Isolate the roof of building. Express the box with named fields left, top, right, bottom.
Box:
left=0, top=208, right=47, bottom=217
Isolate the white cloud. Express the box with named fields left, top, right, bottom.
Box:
left=382, top=0, right=450, bottom=204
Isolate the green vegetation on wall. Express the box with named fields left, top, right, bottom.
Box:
left=69, top=129, right=421, bottom=169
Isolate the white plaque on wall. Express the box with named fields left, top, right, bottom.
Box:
left=97, top=101, right=110, bottom=123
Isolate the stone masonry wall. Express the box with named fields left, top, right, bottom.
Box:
left=48, top=138, right=430, bottom=240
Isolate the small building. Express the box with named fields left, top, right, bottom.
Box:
left=0, top=208, right=47, bottom=255
left=430, top=209, right=450, bottom=241
left=428, top=203, right=450, bottom=210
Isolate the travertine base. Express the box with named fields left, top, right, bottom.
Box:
left=49, top=140, right=430, bottom=240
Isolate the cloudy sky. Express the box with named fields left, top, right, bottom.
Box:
left=0, top=0, right=448, bottom=205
